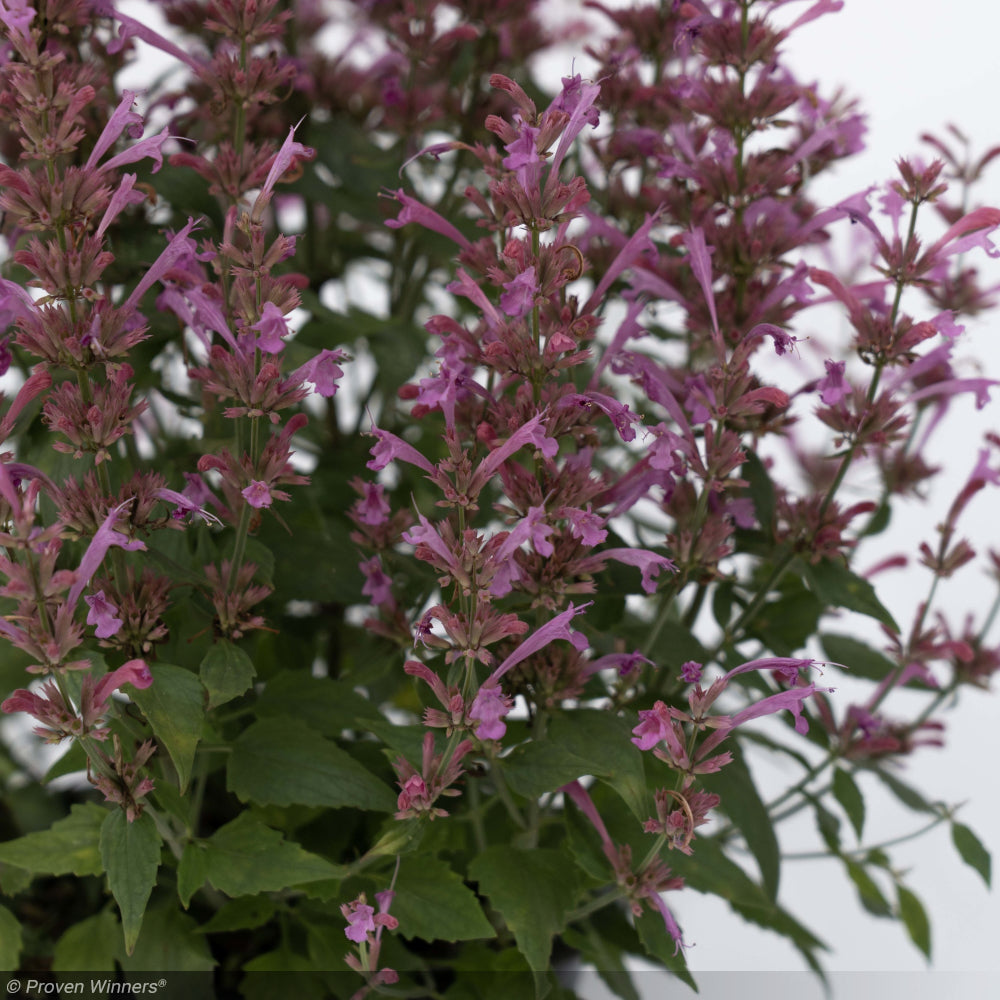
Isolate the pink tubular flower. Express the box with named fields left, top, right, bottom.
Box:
left=241, top=481, right=275, bottom=509
left=68, top=503, right=147, bottom=608
left=386, top=189, right=472, bottom=251
left=468, top=682, right=512, bottom=741
left=817, top=359, right=849, bottom=405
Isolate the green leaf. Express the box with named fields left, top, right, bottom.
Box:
left=812, top=796, right=841, bottom=853
left=844, top=861, right=892, bottom=918
left=502, top=739, right=591, bottom=800
left=100, top=810, right=162, bottom=956
left=832, top=767, right=865, bottom=840
left=549, top=711, right=649, bottom=822
left=130, top=663, right=206, bottom=792
left=197, top=896, right=278, bottom=934
left=871, top=767, right=937, bottom=814
left=743, top=448, right=776, bottom=536
left=468, top=846, right=581, bottom=972
left=390, top=855, right=495, bottom=943
left=951, top=822, right=991, bottom=887
left=118, top=904, right=215, bottom=972
left=52, top=910, right=120, bottom=972
left=701, top=747, right=780, bottom=900
left=0, top=802, right=106, bottom=876
left=633, top=908, right=696, bottom=989
left=897, top=884, right=931, bottom=960
left=747, top=588, right=823, bottom=656
left=804, top=559, right=899, bottom=631
left=254, top=674, right=383, bottom=736
left=200, top=641, right=256, bottom=709
left=821, top=634, right=897, bottom=682
left=0, top=905, right=21, bottom=972
left=186, top=813, right=347, bottom=904
left=227, top=716, right=396, bottom=812
left=177, top=842, right=209, bottom=909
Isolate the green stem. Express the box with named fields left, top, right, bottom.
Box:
left=782, top=812, right=949, bottom=862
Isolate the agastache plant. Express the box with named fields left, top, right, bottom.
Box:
left=0, top=0, right=997, bottom=993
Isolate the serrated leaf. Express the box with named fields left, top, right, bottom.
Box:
left=844, top=861, right=892, bottom=918
left=200, top=641, right=256, bottom=709
left=951, top=822, right=991, bottom=887
left=227, top=716, right=396, bottom=812
left=701, top=747, right=780, bottom=900
left=188, top=813, right=347, bottom=904
left=100, top=810, right=161, bottom=955
left=897, top=884, right=931, bottom=959
left=130, top=663, right=206, bottom=792
left=820, top=633, right=897, bottom=682
left=0, top=905, right=21, bottom=971
left=468, top=847, right=580, bottom=972
left=254, top=674, right=383, bottom=736
left=390, top=855, right=495, bottom=943
left=0, top=802, right=106, bottom=876
left=804, top=559, right=898, bottom=631
left=117, top=904, right=215, bottom=972
left=832, top=767, right=865, bottom=840
left=52, top=910, right=120, bottom=972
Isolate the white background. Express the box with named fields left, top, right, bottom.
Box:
left=541, top=0, right=1000, bottom=988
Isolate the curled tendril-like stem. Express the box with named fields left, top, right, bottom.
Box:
left=554, top=243, right=585, bottom=282
left=660, top=787, right=696, bottom=852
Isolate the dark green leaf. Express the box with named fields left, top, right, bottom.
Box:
left=844, top=860, right=892, bottom=917
left=100, top=810, right=162, bottom=955
left=743, top=449, right=776, bottom=535
left=502, top=740, right=590, bottom=800
left=804, top=559, right=899, bottom=631
left=118, top=904, right=215, bottom=972
left=0, top=905, right=21, bottom=971
left=951, top=822, right=991, bottom=887
left=633, top=908, right=696, bottom=989
left=254, top=672, right=382, bottom=736
left=188, top=812, right=347, bottom=903
left=821, top=634, right=897, bottom=682
left=702, top=747, right=780, bottom=899
left=871, top=768, right=937, bottom=814
left=0, top=802, right=105, bottom=876
left=390, top=855, right=495, bottom=943
left=747, top=588, right=823, bottom=656
left=897, top=884, right=931, bottom=959
left=812, top=796, right=841, bottom=853
left=52, top=910, right=119, bottom=972
left=130, top=663, right=206, bottom=792
left=468, top=846, right=581, bottom=972
left=200, top=641, right=256, bottom=709
left=832, top=767, right=865, bottom=840
left=197, top=896, right=278, bottom=934
left=227, top=716, right=396, bottom=812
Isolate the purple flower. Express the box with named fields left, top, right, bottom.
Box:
left=294, top=349, right=346, bottom=397
left=563, top=506, right=608, bottom=547
left=750, top=323, right=799, bottom=356
left=252, top=302, right=288, bottom=354
left=85, top=591, right=123, bottom=639
left=360, top=556, right=393, bottom=606
left=817, top=359, right=849, bottom=405
left=252, top=121, right=314, bottom=221
left=386, top=189, right=472, bottom=251
left=0, top=0, right=35, bottom=40
left=354, top=482, right=391, bottom=527
left=468, top=682, right=511, bottom=741
left=367, top=425, right=437, bottom=475
left=68, top=503, right=147, bottom=608
left=343, top=902, right=376, bottom=944
left=583, top=548, right=677, bottom=595
left=241, top=481, right=274, bottom=509
left=499, top=266, right=538, bottom=318
left=681, top=661, right=702, bottom=684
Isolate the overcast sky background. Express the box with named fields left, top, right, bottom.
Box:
left=538, top=0, right=1000, bottom=991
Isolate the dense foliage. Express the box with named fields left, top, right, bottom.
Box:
left=0, top=0, right=997, bottom=996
